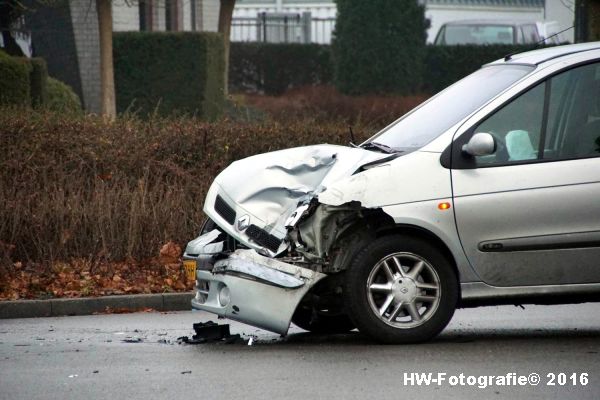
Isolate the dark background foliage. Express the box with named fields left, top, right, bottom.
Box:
left=113, top=32, right=225, bottom=119
left=229, top=42, right=538, bottom=96
left=229, top=42, right=333, bottom=95
left=332, top=0, right=429, bottom=95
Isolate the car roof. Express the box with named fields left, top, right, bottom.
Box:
left=487, top=42, right=600, bottom=66
left=441, top=19, right=538, bottom=26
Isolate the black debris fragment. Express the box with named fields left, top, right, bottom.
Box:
left=193, top=321, right=230, bottom=340
left=177, top=321, right=246, bottom=345
left=122, top=337, right=143, bottom=343
left=177, top=336, right=206, bottom=344
left=181, top=371, right=192, bottom=374
left=93, top=370, right=99, bottom=374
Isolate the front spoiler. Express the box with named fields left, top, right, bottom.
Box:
left=191, top=250, right=326, bottom=335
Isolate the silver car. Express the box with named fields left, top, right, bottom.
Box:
left=184, top=42, right=600, bottom=343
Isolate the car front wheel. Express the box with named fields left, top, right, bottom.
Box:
left=344, top=235, right=458, bottom=344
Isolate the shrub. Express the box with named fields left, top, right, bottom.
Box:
left=0, top=50, right=30, bottom=105
left=229, top=42, right=333, bottom=95
left=332, top=0, right=428, bottom=95
left=113, top=32, right=225, bottom=120
left=45, top=77, right=82, bottom=113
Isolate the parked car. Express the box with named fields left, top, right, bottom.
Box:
left=184, top=42, right=600, bottom=343
left=434, top=19, right=544, bottom=45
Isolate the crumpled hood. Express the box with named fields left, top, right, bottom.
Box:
left=204, top=144, right=390, bottom=250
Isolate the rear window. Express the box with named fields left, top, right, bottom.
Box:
left=436, top=24, right=514, bottom=45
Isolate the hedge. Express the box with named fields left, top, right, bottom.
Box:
left=229, top=42, right=333, bottom=95
left=424, top=44, right=534, bottom=93
left=113, top=32, right=225, bottom=120
left=332, top=0, right=428, bottom=95
left=0, top=108, right=359, bottom=264
left=0, top=50, right=30, bottom=105
left=229, top=43, right=541, bottom=96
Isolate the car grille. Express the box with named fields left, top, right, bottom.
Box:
left=214, top=195, right=236, bottom=225
left=246, top=224, right=282, bottom=252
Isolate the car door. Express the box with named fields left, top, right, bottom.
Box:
left=451, top=60, right=600, bottom=287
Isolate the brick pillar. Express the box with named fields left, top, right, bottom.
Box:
left=69, top=0, right=102, bottom=114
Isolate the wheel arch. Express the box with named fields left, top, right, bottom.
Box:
left=330, top=207, right=463, bottom=285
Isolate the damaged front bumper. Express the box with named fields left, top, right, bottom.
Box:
left=186, top=234, right=325, bottom=335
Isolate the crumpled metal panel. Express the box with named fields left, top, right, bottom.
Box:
left=204, top=144, right=389, bottom=252
left=192, top=249, right=326, bottom=334
left=184, top=229, right=222, bottom=255
left=213, top=250, right=309, bottom=288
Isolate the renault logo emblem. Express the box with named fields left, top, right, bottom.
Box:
left=237, top=215, right=250, bottom=231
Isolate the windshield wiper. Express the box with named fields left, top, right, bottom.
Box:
left=360, top=142, right=400, bottom=154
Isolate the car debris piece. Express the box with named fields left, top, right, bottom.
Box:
left=121, top=337, right=143, bottom=343
left=193, top=321, right=230, bottom=341
left=177, top=321, right=246, bottom=344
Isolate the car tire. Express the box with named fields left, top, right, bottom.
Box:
left=292, top=304, right=355, bottom=334
left=344, top=235, right=458, bottom=344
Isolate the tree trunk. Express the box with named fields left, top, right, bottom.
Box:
left=218, top=0, right=236, bottom=97
left=96, top=0, right=116, bottom=118
left=588, top=0, right=600, bottom=41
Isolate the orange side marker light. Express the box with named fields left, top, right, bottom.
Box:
left=438, top=202, right=451, bottom=210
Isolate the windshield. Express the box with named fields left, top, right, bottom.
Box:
left=367, top=64, right=534, bottom=151
left=436, top=24, right=515, bottom=45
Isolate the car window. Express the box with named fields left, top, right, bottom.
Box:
left=474, top=82, right=545, bottom=165
left=469, top=61, right=600, bottom=166
left=438, top=24, right=514, bottom=45
left=369, top=65, right=534, bottom=151
left=543, top=62, right=600, bottom=159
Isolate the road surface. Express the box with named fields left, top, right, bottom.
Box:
left=0, top=303, right=599, bottom=399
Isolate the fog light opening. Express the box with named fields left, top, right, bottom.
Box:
left=218, top=286, right=231, bottom=307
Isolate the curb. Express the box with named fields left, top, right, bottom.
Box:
left=0, top=292, right=194, bottom=319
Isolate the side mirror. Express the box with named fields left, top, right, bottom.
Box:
left=462, top=132, right=496, bottom=157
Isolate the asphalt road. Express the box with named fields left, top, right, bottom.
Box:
left=0, top=303, right=599, bottom=400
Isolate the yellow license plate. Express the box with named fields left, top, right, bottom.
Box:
left=184, top=260, right=196, bottom=281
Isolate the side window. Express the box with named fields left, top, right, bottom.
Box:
left=544, top=62, right=600, bottom=159
left=473, top=82, right=545, bottom=166
left=469, top=61, right=600, bottom=167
